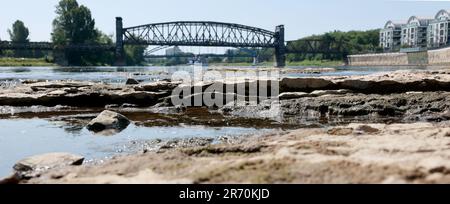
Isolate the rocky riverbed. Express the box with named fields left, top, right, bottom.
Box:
left=18, top=122, right=450, bottom=184
left=1, top=69, right=450, bottom=184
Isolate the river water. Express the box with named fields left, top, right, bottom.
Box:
left=0, top=65, right=435, bottom=177
left=0, top=117, right=272, bottom=177
left=0, top=65, right=431, bottom=84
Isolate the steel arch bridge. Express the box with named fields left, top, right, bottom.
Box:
left=115, top=17, right=286, bottom=67
left=0, top=17, right=349, bottom=67
left=122, top=21, right=276, bottom=47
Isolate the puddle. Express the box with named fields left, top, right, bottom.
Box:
left=0, top=118, right=273, bottom=177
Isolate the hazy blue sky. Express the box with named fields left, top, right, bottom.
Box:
left=1, top=0, right=450, bottom=41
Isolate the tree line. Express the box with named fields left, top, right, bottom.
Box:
left=285, top=29, right=381, bottom=62
left=1, top=0, right=144, bottom=66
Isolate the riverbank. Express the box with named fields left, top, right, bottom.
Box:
left=22, top=121, right=450, bottom=184
left=0, top=58, right=54, bottom=67
left=285, top=60, right=344, bottom=67
left=209, top=60, right=343, bottom=67
left=347, top=46, right=450, bottom=66
left=2, top=68, right=450, bottom=183
left=0, top=58, right=342, bottom=67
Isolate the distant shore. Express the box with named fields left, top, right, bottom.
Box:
left=208, top=60, right=344, bottom=67
left=0, top=58, right=54, bottom=67
left=0, top=57, right=344, bottom=67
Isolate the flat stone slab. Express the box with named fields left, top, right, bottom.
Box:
left=14, top=152, right=84, bottom=173
left=1, top=70, right=450, bottom=107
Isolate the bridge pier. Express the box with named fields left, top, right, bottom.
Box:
left=115, top=17, right=126, bottom=66
left=274, top=25, right=286, bottom=68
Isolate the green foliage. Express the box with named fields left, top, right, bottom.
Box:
left=79, top=31, right=115, bottom=66
left=51, top=0, right=115, bottom=65
left=52, top=0, right=97, bottom=45
left=7, top=20, right=36, bottom=58
left=0, top=57, right=54, bottom=67
left=125, top=45, right=146, bottom=66
left=287, top=29, right=381, bottom=62
left=164, top=57, right=185, bottom=66
left=8, top=20, right=29, bottom=43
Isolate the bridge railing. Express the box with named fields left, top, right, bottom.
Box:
left=0, top=41, right=54, bottom=50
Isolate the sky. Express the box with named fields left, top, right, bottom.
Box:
left=1, top=0, right=450, bottom=42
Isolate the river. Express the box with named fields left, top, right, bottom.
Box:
left=0, top=65, right=432, bottom=83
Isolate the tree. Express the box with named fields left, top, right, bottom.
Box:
left=125, top=45, right=146, bottom=66
left=8, top=20, right=30, bottom=43
left=52, top=0, right=97, bottom=45
left=51, top=0, right=100, bottom=65
left=51, top=0, right=145, bottom=66
left=7, top=20, right=31, bottom=57
left=84, top=31, right=115, bottom=65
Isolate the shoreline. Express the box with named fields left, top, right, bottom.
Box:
left=0, top=57, right=344, bottom=67
left=0, top=58, right=55, bottom=67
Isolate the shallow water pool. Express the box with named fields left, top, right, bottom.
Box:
left=0, top=118, right=273, bottom=177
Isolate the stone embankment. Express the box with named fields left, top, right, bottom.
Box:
left=348, top=46, right=450, bottom=66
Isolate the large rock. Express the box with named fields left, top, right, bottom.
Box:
left=0, top=173, right=21, bottom=184
left=281, top=78, right=335, bottom=92
left=126, top=78, right=140, bottom=85
left=13, top=153, right=84, bottom=175
left=87, top=110, right=131, bottom=132
left=279, top=92, right=309, bottom=100
left=310, top=89, right=352, bottom=96
left=134, top=81, right=180, bottom=92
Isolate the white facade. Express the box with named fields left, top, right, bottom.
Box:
left=401, top=16, right=432, bottom=48
left=380, top=21, right=404, bottom=51
left=428, top=10, right=450, bottom=48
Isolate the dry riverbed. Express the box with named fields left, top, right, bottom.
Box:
left=1, top=68, right=450, bottom=184
left=18, top=122, right=450, bottom=184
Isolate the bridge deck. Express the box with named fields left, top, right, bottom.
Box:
left=0, top=41, right=115, bottom=51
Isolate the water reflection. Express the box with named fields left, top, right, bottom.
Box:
left=0, top=118, right=273, bottom=177
left=11, top=67, right=31, bottom=73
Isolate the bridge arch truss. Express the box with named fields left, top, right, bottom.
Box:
left=122, top=21, right=276, bottom=48
left=115, top=18, right=286, bottom=67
